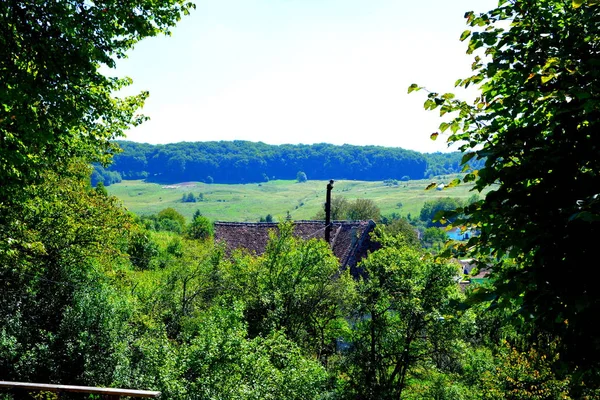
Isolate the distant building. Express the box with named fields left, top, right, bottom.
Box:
left=457, top=258, right=491, bottom=290
left=214, top=220, right=379, bottom=277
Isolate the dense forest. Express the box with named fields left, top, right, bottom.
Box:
left=91, top=140, right=482, bottom=186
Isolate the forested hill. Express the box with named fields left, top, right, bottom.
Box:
left=93, top=140, right=478, bottom=185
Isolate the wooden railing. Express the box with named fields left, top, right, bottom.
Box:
left=0, top=381, right=160, bottom=399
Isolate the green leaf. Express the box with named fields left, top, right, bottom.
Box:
left=424, top=99, right=436, bottom=110
left=461, top=152, right=476, bottom=165
left=569, top=211, right=600, bottom=222
left=463, top=172, right=478, bottom=182
left=464, top=11, right=474, bottom=24
left=407, top=83, right=420, bottom=94
left=445, top=178, right=461, bottom=188
left=541, top=74, right=555, bottom=84
left=460, top=30, right=472, bottom=41
left=430, top=132, right=439, bottom=141
left=450, top=121, right=460, bottom=134
left=572, top=0, right=585, bottom=7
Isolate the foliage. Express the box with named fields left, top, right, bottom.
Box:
left=157, top=208, right=186, bottom=228
left=296, top=171, right=308, bottom=183
left=140, top=207, right=187, bottom=234
left=314, top=196, right=350, bottom=221
left=186, top=215, right=214, bottom=241
left=128, top=228, right=160, bottom=270
left=0, top=166, right=135, bottom=386
left=230, top=222, right=357, bottom=360
left=422, top=227, right=449, bottom=250
left=94, top=181, right=109, bottom=196
left=259, top=214, right=274, bottom=223
left=412, top=0, right=600, bottom=370
left=181, top=304, right=328, bottom=400
left=479, top=341, right=572, bottom=400
left=404, top=370, right=474, bottom=400
left=346, top=198, right=381, bottom=221
left=107, top=140, right=448, bottom=184
left=342, top=231, right=462, bottom=399
left=180, top=192, right=198, bottom=203
left=313, top=196, right=381, bottom=222
left=419, top=197, right=463, bottom=227
left=91, top=164, right=123, bottom=187
left=0, top=0, right=194, bottom=200
left=381, top=217, right=421, bottom=248
left=125, top=234, right=334, bottom=398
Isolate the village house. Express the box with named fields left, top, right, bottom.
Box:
left=214, top=220, right=379, bottom=277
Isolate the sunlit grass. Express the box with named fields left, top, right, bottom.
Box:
left=108, top=176, right=481, bottom=223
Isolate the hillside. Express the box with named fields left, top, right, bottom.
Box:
left=92, top=140, right=482, bottom=186
left=107, top=177, right=479, bottom=223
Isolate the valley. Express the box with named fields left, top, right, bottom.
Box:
left=108, top=176, right=480, bottom=222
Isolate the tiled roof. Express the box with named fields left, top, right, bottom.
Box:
left=214, top=220, right=379, bottom=271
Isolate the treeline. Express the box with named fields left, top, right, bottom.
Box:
left=91, top=140, right=482, bottom=186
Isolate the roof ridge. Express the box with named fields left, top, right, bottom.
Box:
left=215, top=220, right=372, bottom=225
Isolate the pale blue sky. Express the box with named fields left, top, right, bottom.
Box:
left=112, top=0, right=498, bottom=153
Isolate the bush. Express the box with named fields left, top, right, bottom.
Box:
left=296, top=171, right=307, bottom=183
left=187, top=215, right=214, bottom=240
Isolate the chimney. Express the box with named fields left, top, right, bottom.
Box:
left=325, top=179, right=334, bottom=243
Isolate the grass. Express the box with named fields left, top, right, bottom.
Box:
left=107, top=176, right=483, bottom=223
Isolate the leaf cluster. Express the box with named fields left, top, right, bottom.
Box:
left=411, top=0, right=600, bottom=374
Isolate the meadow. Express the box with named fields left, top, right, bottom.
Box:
left=107, top=176, right=481, bottom=223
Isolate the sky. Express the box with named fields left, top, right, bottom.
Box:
left=112, top=0, right=498, bottom=153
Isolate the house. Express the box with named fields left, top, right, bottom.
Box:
left=214, top=220, right=379, bottom=276
left=457, top=258, right=491, bottom=290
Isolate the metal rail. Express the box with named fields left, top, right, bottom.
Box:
left=0, top=381, right=160, bottom=399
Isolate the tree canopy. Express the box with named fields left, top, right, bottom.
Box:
left=93, top=140, right=486, bottom=185
left=0, top=0, right=194, bottom=199
left=413, top=0, right=600, bottom=370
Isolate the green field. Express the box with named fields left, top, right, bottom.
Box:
left=107, top=177, right=482, bottom=223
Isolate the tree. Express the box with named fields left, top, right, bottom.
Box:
left=411, top=0, right=600, bottom=373
left=422, top=227, right=449, bottom=251
left=94, top=181, right=109, bottom=196
left=382, top=217, right=421, bottom=248
left=347, top=198, right=381, bottom=221
left=0, top=0, right=194, bottom=200
left=128, top=228, right=160, bottom=270
left=237, top=222, right=357, bottom=360
left=343, top=231, right=462, bottom=399
left=478, top=341, right=573, bottom=400
left=419, top=197, right=463, bottom=227
left=296, top=171, right=308, bottom=183
left=259, top=214, right=273, bottom=223
left=182, top=192, right=197, bottom=203
left=0, top=164, right=136, bottom=385
left=180, top=304, right=329, bottom=400
left=158, top=207, right=186, bottom=228
left=313, top=196, right=350, bottom=221
left=187, top=215, right=214, bottom=240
